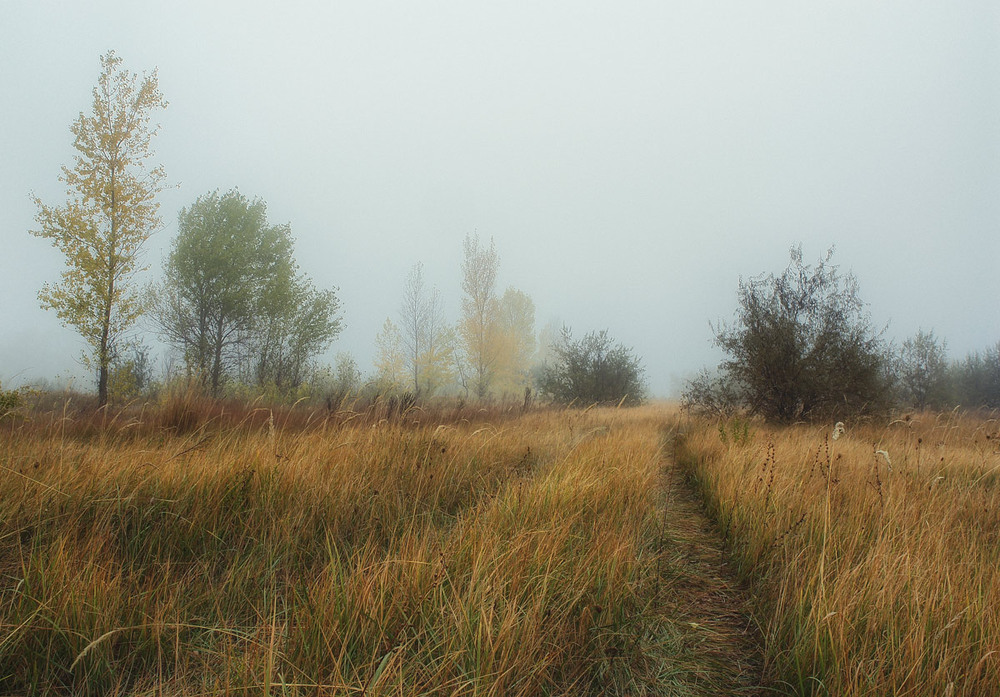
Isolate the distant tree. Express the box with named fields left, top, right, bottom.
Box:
left=399, top=262, right=453, bottom=397
left=421, top=324, right=459, bottom=397
left=31, top=51, right=167, bottom=406
left=459, top=233, right=500, bottom=399
left=897, top=329, right=949, bottom=409
left=373, top=318, right=406, bottom=393
left=981, top=342, right=1000, bottom=408
left=686, top=246, right=891, bottom=421
left=494, top=287, right=536, bottom=396
left=529, top=318, right=562, bottom=392
left=398, top=262, right=454, bottom=397
left=156, top=189, right=341, bottom=395
left=295, top=353, right=362, bottom=408
left=249, top=279, right=341, bottom=391
left=949, top=342, right=1000, bottom=409
left=400, top=263, right=430, bottom=393
left=536, top=327, right=646, bottom=406
left=332, top=352, right=363, bottom=394
left=534, top=319, right=562, bottom=366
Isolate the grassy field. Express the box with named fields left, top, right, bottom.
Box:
left=676, top=410, right=1000, bottom=696
left=5, top=397, right=995, bottom=696
left=1, top=398, right=747, bottom=696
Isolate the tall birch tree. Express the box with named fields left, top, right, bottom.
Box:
left=31, top=51, right=167, bottom=406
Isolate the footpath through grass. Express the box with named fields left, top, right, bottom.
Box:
left=0, top=402, right=766, bottom=696
left=676, top=412, right=1000, bottom=697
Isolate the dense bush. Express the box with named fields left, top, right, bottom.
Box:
left=685, top=246, right=892, bottom=422
left=535, top=327, right=646, bottom=406
left=108, top=342, right=157, bottom=402
left=0, top=382, right=21, bottom=418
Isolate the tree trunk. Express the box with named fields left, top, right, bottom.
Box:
left=98, top=252, right=114, bottom=408
left=212, top=316, right=224, bottom=397
left=98, top=358, right=109, bottom=407
left=99, top=167, right=117, bottom=408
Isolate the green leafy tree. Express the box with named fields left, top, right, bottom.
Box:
left=31, top=51, right=167, bottom=406
left=109, top=341, right=156, bottom=401
left=157, top=190, right=291, bottom=395
left=250, top=279, right=341, bottom=391
left=156, top=189, right=341, bottom=395
left=332, top=352, right=363, bottom=394
left=536, top=327, right=646, bottom=406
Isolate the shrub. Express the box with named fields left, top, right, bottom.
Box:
left=686, top=246, right=891, bottom=422
left=0, top=382, right=21, bottom=419
left=109, top=342, right=156, bottom=403
left=682, top=368, right=745, bottom=418
left=535, top=327, right=646, bottom=406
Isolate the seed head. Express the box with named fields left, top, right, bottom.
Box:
left=832, top=422, right=846, bottom=440
left=875, top=449, right=892, bottom=470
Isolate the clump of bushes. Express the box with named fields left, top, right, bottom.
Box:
left=0, top=381, right=35, bottom=420
left=535, top=327, right=646, bottom=406
left=0, top=383, right=21, bottom=418
left=685, top=246, right=892, bottom=422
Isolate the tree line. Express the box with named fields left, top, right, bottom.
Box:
left=28, top=52, right=645, bottom=408
left=683, top=245, right=1000, bottom=421
left=26, top=52, right=996, bottom=418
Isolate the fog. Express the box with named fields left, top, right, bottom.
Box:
left=2, top=1, right=997, bottom=396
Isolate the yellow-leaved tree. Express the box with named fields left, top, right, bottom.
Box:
left=373, top=318, right=407, bottom=393
left=459, top=233, right=500, bottom=399
left=493, top=287, right=536, bottom=397
left=31, top=51, right=167, bottom=406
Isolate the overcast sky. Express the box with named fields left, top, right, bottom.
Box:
left=2, top=1, right=997, bottom=396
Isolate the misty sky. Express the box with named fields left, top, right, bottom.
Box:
left=2, top=1, right=998, bottom=397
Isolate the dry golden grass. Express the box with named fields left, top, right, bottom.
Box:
left=0, top=399, right=722, bottom=696
left=676, top=410, right=1000, bottom=696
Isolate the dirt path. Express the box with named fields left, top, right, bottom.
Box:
left=651, top=439, right=772, bottom=696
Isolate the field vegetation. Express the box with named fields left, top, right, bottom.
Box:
left=5, top=388, right=999, bottom=696
left=676, top=410, right=1000, bottom=696
left=0, top=396, right=743, bottom=696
